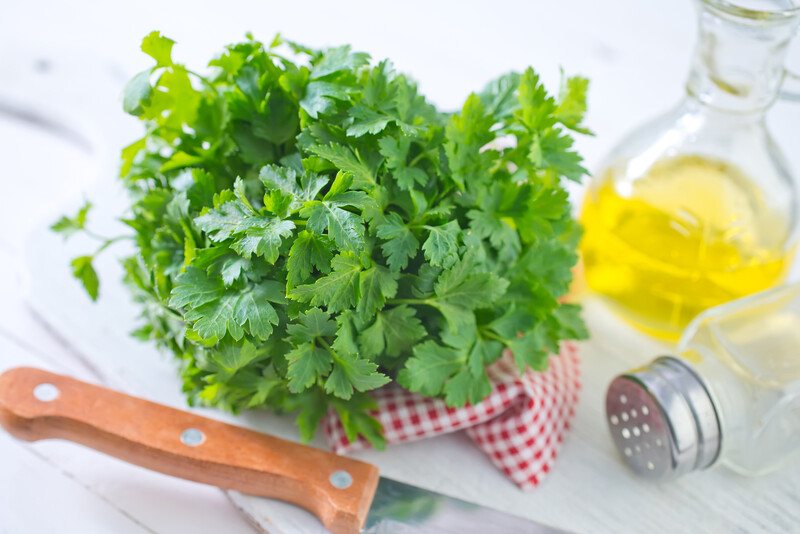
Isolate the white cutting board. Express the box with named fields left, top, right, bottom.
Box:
left=8, top=0, right=800, bottom=530
left=24, top=215, right=800, bottom=533
left=20, top=93, right=800, bottom=534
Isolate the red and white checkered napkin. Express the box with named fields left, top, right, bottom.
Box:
left=323, top=343, right=581, bottom=490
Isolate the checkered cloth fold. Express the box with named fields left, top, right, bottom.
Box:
left=323, top=343, right=580, bottom=490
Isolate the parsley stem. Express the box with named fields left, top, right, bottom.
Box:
left=316, top=336, right=340, bottom=360
left=388, top=298, right=429, bottom=306
left=84, top=229, right=117, bottom=242
left=267, top=51, right=294, bottom=64
left=94, top=235, right=131, bottom=256
left=478, top=328, right=510, bottom=344
left=139, top=290, right=184, bottom=322
left=154, top=301, right=184, bottom=322
left=185, top=68, right=216, bottom=90
left=408, top=147, right=439, bottom=167
left=408, top=153, right=426, bottom=167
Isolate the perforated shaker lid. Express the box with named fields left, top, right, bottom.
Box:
left=605, top=356, right=722, bottom=480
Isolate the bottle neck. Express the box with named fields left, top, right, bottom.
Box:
left=685, top=1, right=799, bottom=114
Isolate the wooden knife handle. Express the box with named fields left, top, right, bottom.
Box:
left=0, top=367, right=379, bottom=534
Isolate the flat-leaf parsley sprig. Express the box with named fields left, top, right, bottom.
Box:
left=54, top=31, right=590, bottom=447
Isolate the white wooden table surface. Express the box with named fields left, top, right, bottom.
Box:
left=2, top=1, right=800, bottom=533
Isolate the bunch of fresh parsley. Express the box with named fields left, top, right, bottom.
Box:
left=54, top=32, right=590, bottom=447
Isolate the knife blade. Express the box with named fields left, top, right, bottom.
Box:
left=364, top=477, right=558, bottom=533
left=0, top=367, right=557, bottom=533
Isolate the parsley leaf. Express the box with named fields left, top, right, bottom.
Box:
left=307, top=143, right=377, bottom=190
left=376, top=213, right=419, bottom=271
left=286, top=344, right=332, bottom=392
left=52, top=201, right=92, bottom=239
left=443, top=368, right=492, bottom=407
left=300, top=82, right=351, bottom=119
left=444, top=94, right=494, bottom=190
left=122, top=71, right=153, bottom=116
left=286, top=230, right=333, bottom=287
left=70, top=256, right=99, bottom=301
left=299, top=173, right=371, bottom=251
left=398, top=340, right=463, bottom=396
left=432, top=252, right=509, bottom=310
left=289, top=252, right=363, bottom=312
left=422, top=221, right=460, bottom=268
left=357, top=265, right=398, bottom=321
left=195, top=195, right=295, bottom=263
left=325, top=352, right=390, bottom=399
left=555, top=72, right=592, bottom=134
left=141, top=31, right=175, bottom=67
left=203, top=339, right=264, bottom=382
left=378, top=136, right=428, bottom=190
left=171, top=269, right=283, bottom=341
left=359, top=305, right=426, bottom=360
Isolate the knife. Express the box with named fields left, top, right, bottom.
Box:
left=0, top=367, right=556, bottom=533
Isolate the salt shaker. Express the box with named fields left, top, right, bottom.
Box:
left=606, top=283, right=800, bottom=479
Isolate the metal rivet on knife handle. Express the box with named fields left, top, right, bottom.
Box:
left=329, top=470, right=353, bottom=489
left=33, top=383, right=59, bottom=402
left=180, top=428, right=206, bottom=447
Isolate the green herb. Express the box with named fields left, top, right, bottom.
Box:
left=55, top=31, right=590, bottom=446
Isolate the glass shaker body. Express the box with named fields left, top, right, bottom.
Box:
left=678, top=283, right=800, bottom=475
left=606, top=283, right=800, bottom=479
left=581, top=0, right=800, bottom=340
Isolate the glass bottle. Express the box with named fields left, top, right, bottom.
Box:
left=606, top=283, right=800, bottom=480
left=580, top=0, right=800, bottom=340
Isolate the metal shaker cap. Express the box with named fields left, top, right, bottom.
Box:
left=605, top=356, right=721, bottom=480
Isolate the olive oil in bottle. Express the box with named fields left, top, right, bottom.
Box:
left=580, top=155, right=795, bottom=340
left=580, top=0, right=800, bottom=340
